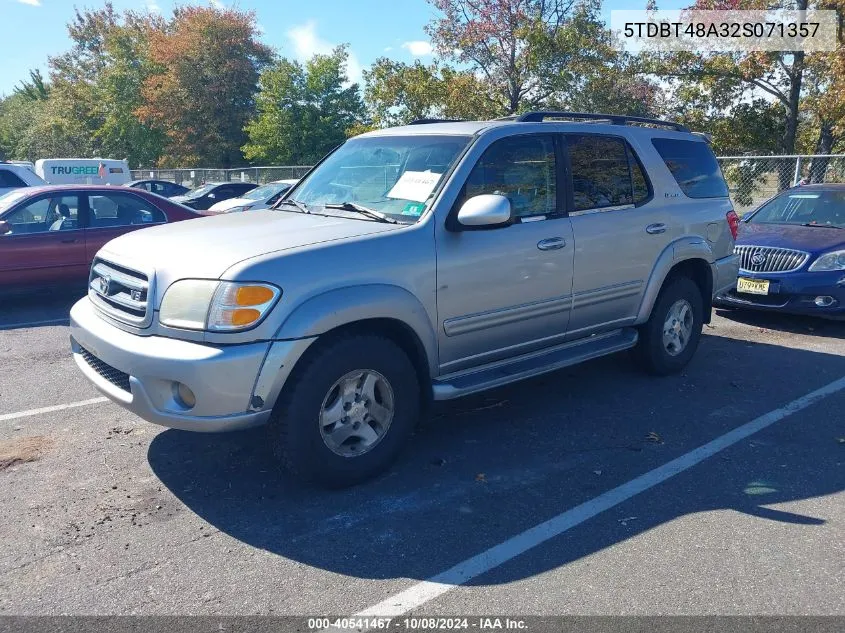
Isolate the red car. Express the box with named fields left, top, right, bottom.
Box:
left=0, top=185, right=203, bottom=291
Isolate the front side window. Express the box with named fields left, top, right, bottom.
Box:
left=652, top=137, right=729, bottom=198
left=1, top=195, right=80, bottom=234
left=88, top=193, right=165, bottom=228
left=293, top=135, right=472, bottom=222
left=465, top=135, right=557, bottom=218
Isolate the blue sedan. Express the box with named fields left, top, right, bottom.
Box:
left=715, top=184, right=845, bottom=319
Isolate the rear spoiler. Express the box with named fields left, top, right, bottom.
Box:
left=691, top=131, right=713, bottom=144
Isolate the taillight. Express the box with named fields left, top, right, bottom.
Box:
left=726, top=210, right=739, bottom=240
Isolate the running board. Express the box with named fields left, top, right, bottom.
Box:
left=432, top=328, right=639, bottom=400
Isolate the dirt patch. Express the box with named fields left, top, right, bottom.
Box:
left=0, top=435, right=53, bottom=471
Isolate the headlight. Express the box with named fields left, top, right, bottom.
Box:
left=808, top=250, right=845, bottom=272
left=160, top=280, right=281, bottom=331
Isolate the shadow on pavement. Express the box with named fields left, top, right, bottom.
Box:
left=148, top=333, right=845, bottom=584
left=0, top=290, right=84, bottom=329
left=715, top=307, right=845, bottom=339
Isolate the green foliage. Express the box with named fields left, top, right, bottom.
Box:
left=243, top=46, right=365, bottom=164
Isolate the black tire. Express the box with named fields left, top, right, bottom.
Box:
left=268, top=334, right=420, bottom=487
left=634, top=276, right=704, bottom=376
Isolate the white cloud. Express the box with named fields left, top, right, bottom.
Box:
left=17, top=0, right=42, bottom=6
left=383, top=46, right=393, bottom=53
left=286, top=20, right=363, bottom=86
left=402, top=40, right=433, bottom=57
left=144, top=1, right=162, bottom=13
left=209, top=0, right=225, bottom=8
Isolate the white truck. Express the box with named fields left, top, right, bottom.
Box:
left=36, top=158, right=131, bottom=186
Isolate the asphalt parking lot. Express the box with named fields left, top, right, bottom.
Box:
left=0, top=293, right=843, bottom=616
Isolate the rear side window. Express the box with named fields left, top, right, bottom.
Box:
left=87, top=193, right=166, bottom=227
left=652, top=138, right=729, bottom=198
left=567, top=135, right=650, bottom=211
left=0, top=169, right=27, bottom=188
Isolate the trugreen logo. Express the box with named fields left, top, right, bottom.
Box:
left=51, top=166, right=99, bottom=175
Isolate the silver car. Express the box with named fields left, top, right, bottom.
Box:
left=69, top=112, right=739, bottom=486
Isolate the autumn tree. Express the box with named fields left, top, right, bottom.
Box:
left=426, top=0, right=616, bottom=114
left=138, top=5, right=272, bottom=167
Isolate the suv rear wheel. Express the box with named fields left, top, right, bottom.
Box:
left=635, top=276, right=704, bottom=375
left=268, top=334, right=420, bottom=487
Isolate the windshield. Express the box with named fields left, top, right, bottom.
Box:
left=290, top=135, right=472, bottom=222
left=183, top=183, right=217, bottom=199
left=0, top=189, right=32, bottom=215
left=750, top=190, right=845, bottom=228
left=244, top=182, right=291, bottom=201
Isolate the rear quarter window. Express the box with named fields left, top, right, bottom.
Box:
left=652, top=138, right=729, bottom=199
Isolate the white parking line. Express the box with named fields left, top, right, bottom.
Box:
left=352, top=375, right=845, bottom=619
left=0, top=317, right=69, bottom=330
left=0, top=397, right=109, bottom=423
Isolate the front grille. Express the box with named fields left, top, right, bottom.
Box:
left=79, top=347, right=131, bottom=393
left=88, top=258, right=151, bottom=326
left=735, top=245, right=809, bottom=274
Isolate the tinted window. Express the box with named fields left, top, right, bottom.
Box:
left=568, top=136, right=634, bottom=211
left=88, top=193, right=165, bottom=228
left=652, top=138, right=729, bottom=198
left=465, top=135, right=557, bottom=218
left=2, top=195, right=80, bottom=234
left=627, top=145, right=650, bottom=204
left=0, top=169, right=27, bottom=188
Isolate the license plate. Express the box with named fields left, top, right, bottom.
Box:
left=737, top=277, right=770, bottom=295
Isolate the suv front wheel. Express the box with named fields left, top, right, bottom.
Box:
left=635, top=276, right=704, bottom=375
left=269, top=334, right=420, bottom=487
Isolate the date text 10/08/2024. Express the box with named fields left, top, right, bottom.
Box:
left=307, top=617, right=529, bottom=630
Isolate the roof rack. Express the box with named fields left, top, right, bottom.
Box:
left=408, top=118, right=466, bottom=125
left=513, top=111, right=689, bottom=132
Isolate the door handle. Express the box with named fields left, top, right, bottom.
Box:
left=60, top=238, right=79, bottom=243
left=537, top=237, right=566, bottom=251
left=645, top=223, right=667, bottom=235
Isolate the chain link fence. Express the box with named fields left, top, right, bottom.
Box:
left=718, top=154, right=845, bottom=215
left=133, top=155, right=845, bottom=214
left=129, top=166, right=313, bottom=188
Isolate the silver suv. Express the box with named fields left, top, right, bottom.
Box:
left=70, top=112, right=740, bottom=486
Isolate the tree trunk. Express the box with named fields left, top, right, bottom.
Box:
left=809, top=121, right=835, bottom=183
left=777, top=0, right=807, bottom=189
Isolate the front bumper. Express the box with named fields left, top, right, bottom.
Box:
left=69, top=298, right=314, bottom=432
left=714, top=269, right=845, bottom=319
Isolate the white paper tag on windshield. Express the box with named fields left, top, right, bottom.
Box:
left=387, top=171, right=441, bottom=202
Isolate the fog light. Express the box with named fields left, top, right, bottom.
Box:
left=814, top=295, right=836, bottom=307
left=173, top=382, right=196, bottom=409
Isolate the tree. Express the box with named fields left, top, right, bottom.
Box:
left=243, top=46, right=365, bottom=164
left=361, top=58, right=501, bottom=127
left=138, top=5, right=272, bottom=167
left=426, top=0, right=610, bottom=114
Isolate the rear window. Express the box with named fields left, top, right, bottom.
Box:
left=652, top=138, right=729, bottom=199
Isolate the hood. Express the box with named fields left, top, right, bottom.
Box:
left=739, top=221, right=845, bottom=254
left=98, top=209, right=403, bottom=280
left=207, top=197, right=253, bottom=213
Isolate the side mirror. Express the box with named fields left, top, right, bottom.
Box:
left=0, top=220, right=11, bottom=235
left=456, top=194, right=512, bottom=228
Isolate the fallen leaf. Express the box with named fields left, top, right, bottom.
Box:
left=618, top=516, right=637, bottom=526
left=836, top=437, right=845, bottom=444
left=646, top=431, right=663, bottom=444
left=475, top=473, right=486, bottom=483
left=593, top=470, right=602, bottom=476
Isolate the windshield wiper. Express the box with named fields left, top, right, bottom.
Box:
left=274, top=198, right=310, bottom=214
left=322, top=201, right=397, bottom=224
left=802, top=222, right=844, bottom=229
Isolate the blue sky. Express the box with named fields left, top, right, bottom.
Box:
left=0, top=0, right=686, bottom=97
